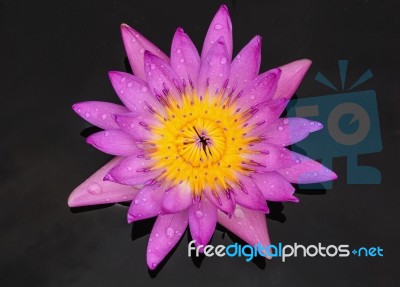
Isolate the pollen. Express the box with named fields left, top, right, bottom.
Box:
left=146, top=91, right=257, bottom=197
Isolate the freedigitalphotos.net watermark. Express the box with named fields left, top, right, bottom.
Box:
left=188, top=240, right=383, bottom=262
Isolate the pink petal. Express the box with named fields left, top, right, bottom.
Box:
left=72, top=101, right=128, bottom=130
left=243, top=143, right=296, bottom=171
left=127, top=184, right=164, bottom=222
left=236, top=68, right=281, bottom=110
left=188, top=198, right=217, bottom=249
left=217, top=206, right=271, bottom=256
left=201, top=5, right=233, bottom=60
left=228, top=36, right=262, bottom=92
left=108, top=71, right=166, bottom=115
left=198, top=38, right=230, bottom=98
left=105, top=155, right=162, bottom=186
left=68, top=157, right=138, bottom=207
left=162, top=184, right=193, bottom=213
left=114, top=112, right=155, bottom=142
left=86, top=129, right=139, bottom=156
left=170, top=28, right=201, bottom=89
left=144, top=51, right=183, bottom=104
left=263, top=118, right=323, bottom=146
left=233, top=175, right=269, bottom=213
left=273, top=59, right=312, bottom=100
left=242, top=98, right=289, bottom=132
left=147, top=211, right=188, bottom=270
left=252, top=172, right=298, bottom=202
left=277, top=152, right=338, bottom=184
left=120, top=24, right=169, bottom=81
left=204, top=188, right=235, bottom=216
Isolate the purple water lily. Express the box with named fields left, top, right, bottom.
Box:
left=68, top=5, right=337, bottom=269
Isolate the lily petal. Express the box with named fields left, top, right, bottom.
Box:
left=235, top=68, right=281, bottom=110
left=72, top=101, right=128, bottom=130
left=121, top=24, right=169, bottom=80
left=68, top=157, right=138, bottom=207
left=234, top=175, right=269, bottom=213
left=127, top=184, right=164, bottom=222
left=277, top=152, right=338, bottom=184
left=105, top=155, right=162, bottom=186
left=252, top=172, right=298, bottom=202
left=217, top=206, right=271, bottom=257
left=86, top=129, right=139, bottom=156
left=273, top=59, right=312, bottom=100
left=228, top=36, right=262, bottom=92
left=188, top=198, right=217, bottom=249
left=198, top=38, right=230, bottom=99
left=108, top=71, right=165, bottom=115
left=263, top=118, right=323, bottom=146
left=147, top=211, right=188, bottom=270
left=171, top=28, right=201, bottom=89
left=162, top=183, right=193, bottom=213
left=201, top=5, right=233, bottom=60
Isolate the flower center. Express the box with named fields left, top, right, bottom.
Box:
left=147, top=92, right=256, bottom=197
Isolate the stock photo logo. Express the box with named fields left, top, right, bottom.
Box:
left=286, top=60, right=382, bottom=189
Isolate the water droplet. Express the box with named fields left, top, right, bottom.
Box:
left=295, top=159, right=301, bottom=164
left=155, top=233, right=160, bottom=238
left=87, top=183, right=102, bottom=195
left=236, top=54, right=241, bottom=60
left=220, top=57, right=227, bottom=64
left=250, top=95, right=255, bottom=100
left=120, top=77, right=126, bottom=82
left=84, top=112, right=90, bottom=118
left=283, top=118, right=289, bottom=125
left=127, top=82, right=133, bottom=88
left=134, top=199, right=139, bottom=205
left=105, top=198, right=110, bottom=202
left=234, top=208, right=244, bottom=219
left=147, top=71, right=152, bottom=76
left=214, top=24, right=222, bottom=30
left=180, top=58, right=185, bottom=63
left=139, top=48, right=144, bottom=54
left=101, top=114, right=107, bottom=120
left=313, top=172, right=318, bottom=177
left=148, top=249, right=152, bottom=253
left=149, top=238, right=153, bottom=242
left=176, top=48, right=182, bottom=54
left=195, top=210, right=203, bottom=219
left=278, top=126, right=284, bottom=131
left=165, top=227, right=175, bottom=238
left=150, top=64, right=156, bottom=70
left=310, top=121, right=315, bottom=126
left=140, top=86, right=148, bottom=92
left=152, top=263, right=157, bottom=268
left=142, top=198, right=147, bottom=202
left=285, top=170, right=290, bottom=175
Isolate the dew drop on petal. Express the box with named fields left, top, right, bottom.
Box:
left=101, top=114, right=107, bottom=120
left=283, top=118, right=289, bottom=125
left=155, top=233, right=160, bottom=238
left=134, top=199, right=139, bottom=205
left=250, top=95, right=255, bottom=100
left=214, top=24, right=222, bottom=30
left=120, top=77, right=126, bottom=83
left=150, top=64, right=156, bottom=70
left=220, top=57, right=227, bottom=64
left=140, top=86, right=148, bottom=92
left=165, top=227, right=175, bottom=239
left=278, top=126, right=284, bottom=131
left=195, top=210, right=203, bottom=219
left=127, top=82, right=133, bottom=88
left=87, top=183, right=102, bottom=195
left=180, top=58, right=185, bottom=63
left=176, top=48, right=182, bottom=54
left=84, top=112, right=90, bottom=119
left=234, top=208, right=244, bottom=219
left=139, top=48, right=144, bottom=54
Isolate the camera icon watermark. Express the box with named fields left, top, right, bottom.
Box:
left=286, top=60, right=382, bottom=189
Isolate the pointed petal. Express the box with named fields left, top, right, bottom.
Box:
left=162, top=183, right=193, bottom=213
left=147, top=211, right=188, bottom=270
left=201, top=5, right=233, bottom=60
left=273, top=59, right=312, bottom=100
left=263, top=118, right=323, bottom=146
left=68, top=157, right=139, bottom=207
left=108, top=71, right=166, bottom=115
left=234, top=175, right=269, bottom=213
left=188, top=198, right=217, bottom=248
left=72, top=101, right=128, bottom=129
left=198, top=38, right=230, bottom=98
left=127, top=184, right=164, bottom=222
left=86, top=129, right=139, bottom=156
left=277, top=152, right=338, bottom=184
left=114, top=112, right=156, bottom=142
left=171, top=28, right=201, bottom=89
left=121, top=24, right=169, bottom=80
left=217, top=206, right=271, bottom=254
left=236, top=68, right=281, bottom=110
left=204, top=188, right=235, bottom=216
left=105, top=155, right=162, bottom=185
left=252, top=172, right=298, bottom=202
left=228, top=36, right=262, bottom=92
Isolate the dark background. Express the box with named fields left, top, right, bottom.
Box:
left=1, top=0, right=399, bottom=286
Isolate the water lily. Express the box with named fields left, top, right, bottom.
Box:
left=68, top=5, right=337, bottom=269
